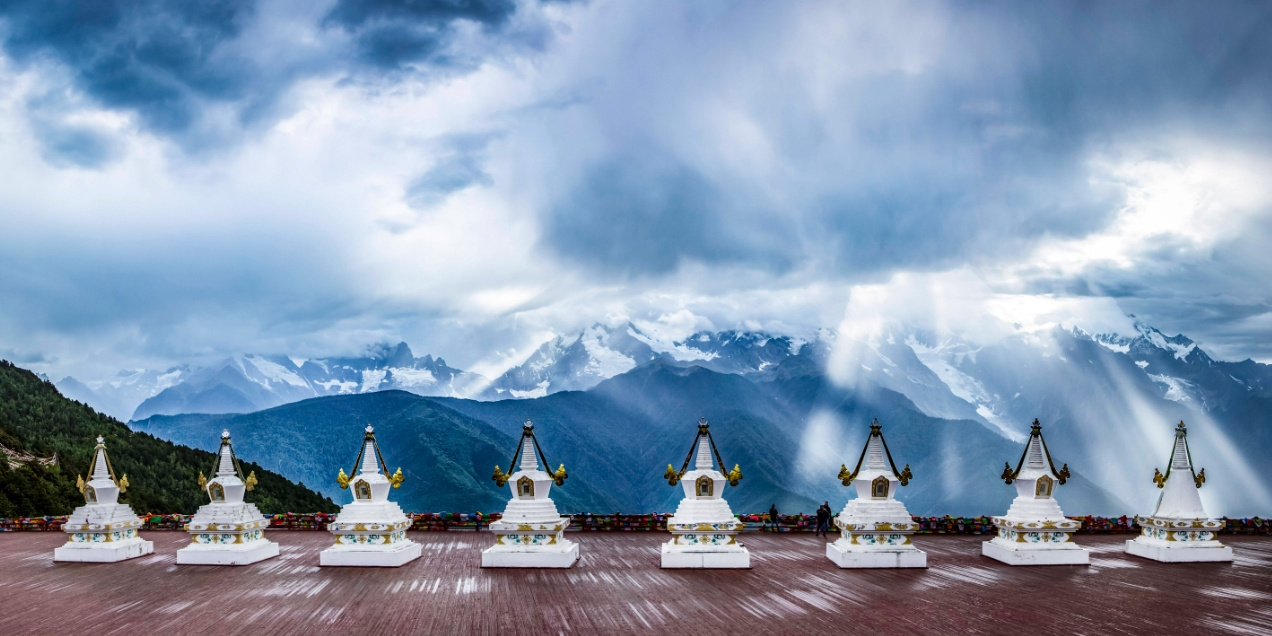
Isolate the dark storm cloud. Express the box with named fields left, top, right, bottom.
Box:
left=324, top=0, right=517, bottom=69
left=0, top=0, right=259, bottom=136
left=539, top=1, right=1272, bottom=278
left=0, top=0, right=534, bottom=155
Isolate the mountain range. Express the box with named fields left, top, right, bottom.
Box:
left=58, top=343, right=484, bottom=422
left=56, top=323, right=809, bottom=421
left=54, top=317, right=1272, bottom=517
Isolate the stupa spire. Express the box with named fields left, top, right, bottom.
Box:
left=694, top=434, right=714, bottom=470
left=215, top=430, right=236, bottom=477
left=518, top=430, right=539, bottom=472
left=864, top=425, right=887, bottom=471
left=360, top=426, right=381, bottom=475
left=1170, top=421, right=1192, bottom=471
left=89, top=436, right=112, bottom=481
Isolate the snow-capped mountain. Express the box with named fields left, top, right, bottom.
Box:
left=72, top=343, right=488, bottom=421
left=482, top=322, right=814, bottom=398
left=55, top=367, right=190, bottom=421
left=817, top=319, right=1272, bottom=516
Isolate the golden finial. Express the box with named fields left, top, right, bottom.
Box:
left=1194, top=468, right=1206, bottom=489
left=389, top=467, right=405, bottom=489
left=1000, top=462, right=1015, bottom=484
left=197, top=471, right=207, bottom=490
left=76, top=474, right=86, bottom=494
left=244, top=471, right=258, bottom=492
left=1153, top=468, right=1166, bottom=488
left=118, top=474, right=129, bottom=493
left=493, top=465, right=509, bottom=487
left=336, top=468, right=351, bottom=489
left=726, top=464, right=743, bottom=487
left=898, top=464, right=912, bottom=487
left=665, top=464, right=682, bottom=486
left=553, top=464, right=568, bottom=486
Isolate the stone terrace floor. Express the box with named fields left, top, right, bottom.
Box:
left=2, top=531, right=1270, bottom=635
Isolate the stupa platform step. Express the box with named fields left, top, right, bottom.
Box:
left=176, top=541, right=280, bottom=566
left=825, top=542, right=926, bottom=568
left=1125, top=539, right=1234, bottom=563
left=982, top=540, right=1089, bottom=565
left=54, top=538, right=154, bottom=563
left=660, top=545, right=750, bottom=568
left=481, top=542, right=578, bottom=568
left=321, top=541, right=423, bottom=567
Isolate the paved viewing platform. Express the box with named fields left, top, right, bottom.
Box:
left=2, top=531, right=1270, bottom=634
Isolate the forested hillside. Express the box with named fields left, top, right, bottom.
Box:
left=0, top=360, right=336, bottom=517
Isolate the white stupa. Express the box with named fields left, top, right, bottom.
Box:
left=1125, top=421, right=1232, bottom=562
left=54, top=436, right=154, bottom=562
left=826, top=420, right=925, bottom=568
left=661, top=418, right=749, bottom=569
left=176, top=430, right=279, bottom=566
left=983, top=419, right=1089, bottom=566
left=482, top=420, right=578, bottom=568
left=321, top=425, right=422, bottom=567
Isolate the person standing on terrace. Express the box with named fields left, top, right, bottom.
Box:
left=769, top=504, right=780, bottom=533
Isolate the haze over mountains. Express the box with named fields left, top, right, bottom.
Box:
left=55, top=323, right=809, bottom=421
left=117, top=317, right=1272, bottom=517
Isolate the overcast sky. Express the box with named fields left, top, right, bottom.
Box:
left=2, top=0, right=1271, bottom=381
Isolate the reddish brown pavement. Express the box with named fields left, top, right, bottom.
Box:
left=1, top=531, right=1269, bottom=635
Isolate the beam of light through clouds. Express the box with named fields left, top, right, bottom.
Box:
left=0, top=0, right=1270, bottom=382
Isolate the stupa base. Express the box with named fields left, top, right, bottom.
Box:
left=54, top=538, right=153, bottom=563
left=982, top=540, right=1089, bottom=566
left=321, top=540, right=422, bottom=567
left=1125, top=539, right=1233, bottom=563
left=661, top=543, right=750, bottom=569
left=176, top=541, right=280, bottom=566
left=825, top=542, right=926, bottom=568
left=481, top=542, right=578, bottom=568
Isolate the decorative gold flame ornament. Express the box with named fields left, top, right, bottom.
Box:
left=726, top=464, right=743, bottom=486
left=76, top=474, right=86, bottom=494
left=552, top=464, right=568, bottom=486
left=1153, top=468, right=1166, bottom=488
left=118, top=474, right=129, bottom=494
left=492, top=465, right=509, bottom=487
left=389, top=467, right=405, bottom=488
left=197, top=471, right=207, bottom=490
left=1001, top=462, right=1015, bottom=484
left=897, top=464, right=912, bottom=486
left=244, top=471, right=258, bottom=492
left=1194, top=467, right=1206, bottom=488
left=337, top=468, right=351, bottom=489
left=664, top=464, right=682, bottom=486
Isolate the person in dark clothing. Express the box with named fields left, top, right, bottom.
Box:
left=768, top=504, right=780, bottom=533
left=815, top=502, right=831, bottom=537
